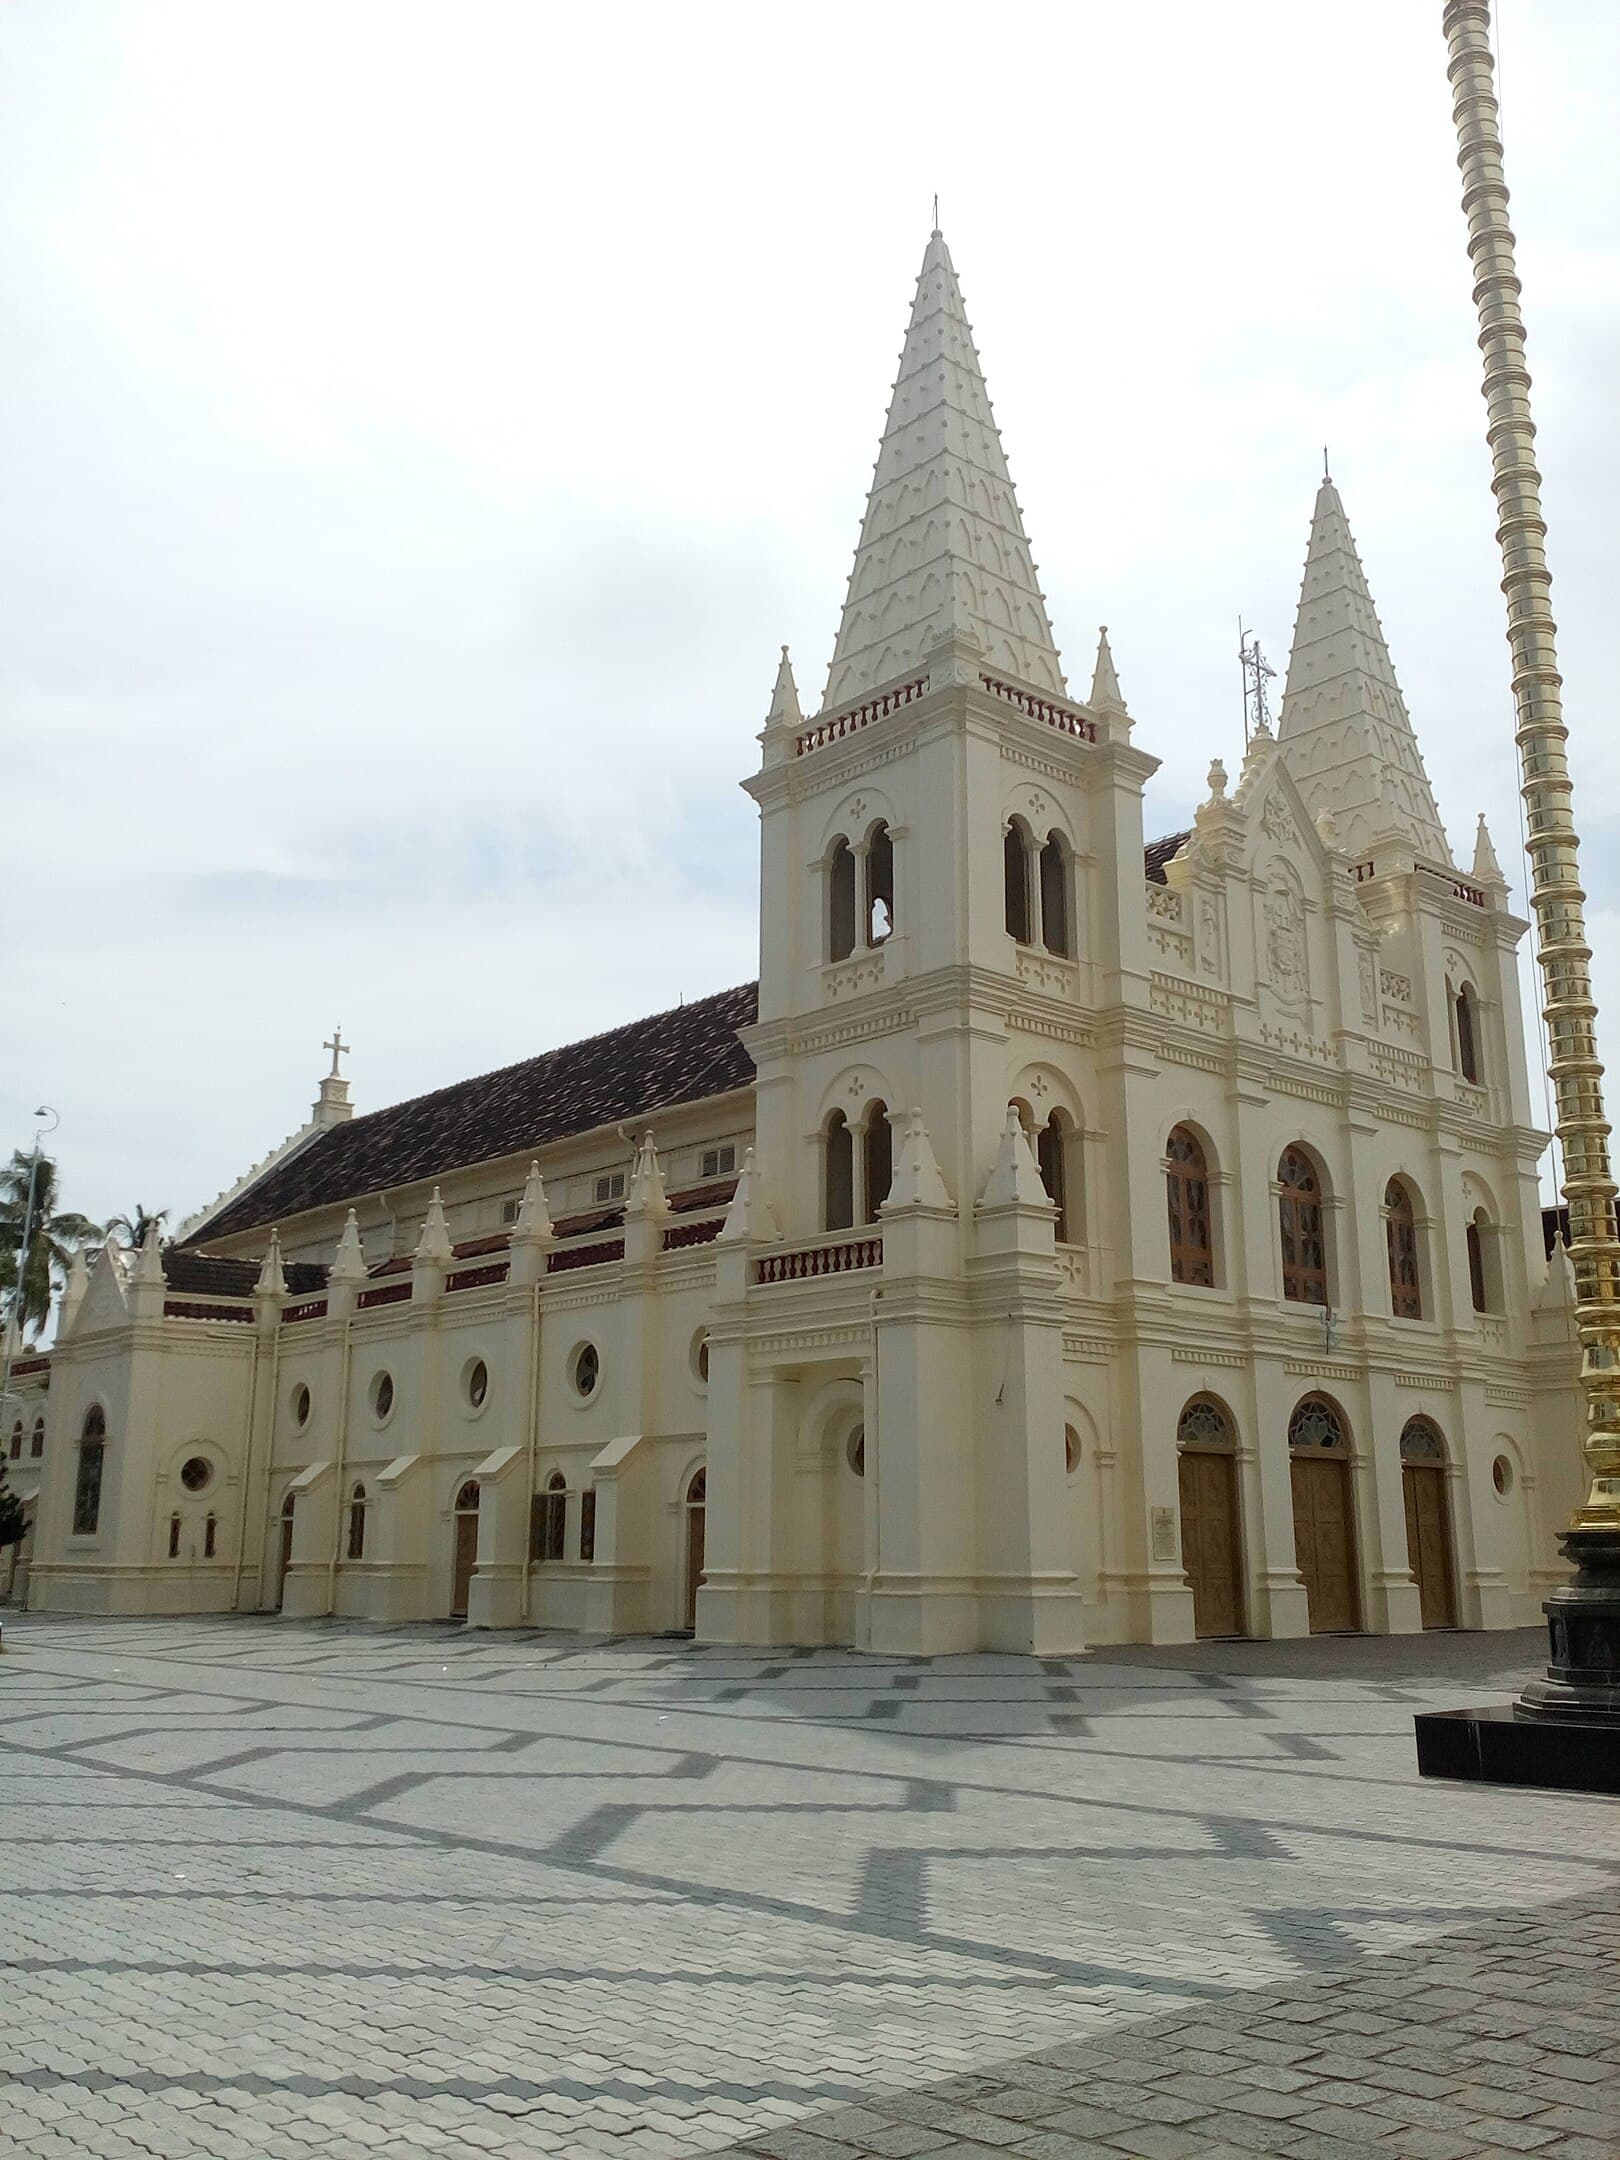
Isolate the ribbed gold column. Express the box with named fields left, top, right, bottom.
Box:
left=1443, top=0, right=1620, bottom=1527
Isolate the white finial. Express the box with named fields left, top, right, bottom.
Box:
left=626, top=1132, right=670, bottom=1219
left=1473, top=811, right=1506, bottom=886
left=1315, top=807, right=1341, bottom=850
left=414, top=1188, right=454, bottom=1266
left=1090, top=625, right=1125, bottom=711
left=882, top=1111, right=954, bottom=1213
left=766, top=645, right=802, bottom=730
left=254, top=1229, right=287, bottom=1302
left=1206, top=757, right=1228, bottom=801
left=511, top=1162, right=553, bottom=1246
left=978, top=1107, right=1051, bottom=1213
left=330, top=1209, right=367, bottom=1286
left=718, top=1147, right=776, bottom=1244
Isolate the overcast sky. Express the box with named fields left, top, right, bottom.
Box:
left=4, top=0, right=1618, bottom=1240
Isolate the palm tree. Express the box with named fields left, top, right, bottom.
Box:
left=0, top=1152, right=102, bottom=1344
left=106, top=1205, right=170, bottom=1251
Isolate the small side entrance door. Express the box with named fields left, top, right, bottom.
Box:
left=1400, top=1419, right=1457, bottom=1628
left=683, top=1467, right=706, bottom=1631
left=451, top=1481, right=480, bottom=1619
left=275, top=1494, right=295, bottom=1612
left=1178, top=1446, right=1244, bottom=1638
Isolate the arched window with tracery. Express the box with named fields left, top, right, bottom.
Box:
left=1004, top=820, right=1033, bottom=944
left=865, top=822, right=894, bottom=946
left=1166, top=1126, right=1214, bottom=1286
left=1039, top=831, right=1071, bottom=957
left=1278, top=1148, right=1328, bottom=1306
left=824, top=1111, right=854, bottom=1232
left=862, top=1102, right=893, bottom=1223
left=1036, top=1112, right=1070, bottom=1243
left=347, top=1482, right=367, bottom=1561
left=829, top=838, right=857, bottom=962
left=1384, top=1178, right=1423, bottom=1319
left=73, top=1406, right=106, bottom=1535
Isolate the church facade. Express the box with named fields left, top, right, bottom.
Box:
left=9, top=232, right=1585, bottom=1651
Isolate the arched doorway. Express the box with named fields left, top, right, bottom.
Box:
left=451, top=1480, right=480, bottom=1619
left=1400, top=1419, right=1457, bottom=1629
left=683, top=1467, right=706, bottom=1631
left=1176, top=1398, right=1245, bottom=1639
left=1288, top=1396, right=1361, bottom=1633
left=275, top=1490, right=295, bottom=1611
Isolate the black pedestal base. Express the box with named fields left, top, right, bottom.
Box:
left=1414, top=1703, right=1620, bottom=1794
left=1415, top=1524, right=1620, bottom=1792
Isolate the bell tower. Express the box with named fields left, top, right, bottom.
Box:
left=701, top=231, right=1156, bottom=1654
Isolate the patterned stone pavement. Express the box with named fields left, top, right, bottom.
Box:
left=0, top=1616, right=1614, bottom=2160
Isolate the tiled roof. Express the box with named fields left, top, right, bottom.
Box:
left=161, top=1251, right=329, bottom=1297
left=190, top=841, right=1183, bottom=1252
left=1143, top=831, right=1191, bottom=884
left=188, top=983, right=760, bottom=1248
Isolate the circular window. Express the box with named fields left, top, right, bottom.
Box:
left=847, top=1424, right=866, bottom=1477
left=1064, top=1425, right=1081, bottom=1476
left=179, top=1455, right=212, bottom=1494
left=371, top=1370, right=395, bottom=1422
left=466, top=1358, right=489, bottom=1410
left=1492, top=1454, right=1514, bottom=1497
left=292, top=1384, right=311, bottom=1428
left=691, top=1330, right=710, bottom=1386
left=571, top=1343, right=600, bottom=1400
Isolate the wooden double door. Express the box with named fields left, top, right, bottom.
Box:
left=1402, top=1463, right=1457, bottom=1629
left=1290, top=1454, right=1360, bottom=1633
left=1178, top=1447, right=1245, bottom=1638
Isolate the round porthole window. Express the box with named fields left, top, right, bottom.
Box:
left=1064, top=1425, right=1081, bottom=1476
left=179, top=1455, right=212, bottom=1494
left=1492, top=1454, right=1513, bottom=1497
left=847, top=1424, right=866, bottom=1477
left=466, top=1358, right=489, bottom=1410
left=371, top=1370, right=395, bottom=1422
left=292, top=1384, right=311, bottom=1428
left=571, top=1343, right=600, bottom=1400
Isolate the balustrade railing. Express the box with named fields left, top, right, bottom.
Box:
left=979, top=674, right=1097, bottom=742
left=755, top=1236, right=882, bottom=1285
left=162, top=1298, right=255, bottom=1324
left=446, top=1261, right=509, bottom=1294
left=547, top=1238, right=626, bottom=1275
left=795, top=677, right=928, bottom=757
left=663, top=1218, right=725, bottom=1252
left=282, top=1298, right=328, bottom=1326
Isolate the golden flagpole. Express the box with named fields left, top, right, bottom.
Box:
left=1443, top=0, right=1620, bottom=1538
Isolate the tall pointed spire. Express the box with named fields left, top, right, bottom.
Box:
left=1277, top=477, right=1451, bottom=865
left=821, top=229, right=1066, bottom=713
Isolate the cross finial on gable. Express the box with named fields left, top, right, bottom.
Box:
left=323, top=1026, right=349, bottom=1078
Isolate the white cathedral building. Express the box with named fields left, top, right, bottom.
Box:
left=7, top=231, right=1586, bottom=1651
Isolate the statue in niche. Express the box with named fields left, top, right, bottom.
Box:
left=1199, top=898, right=1223, bottom=979
left=1359, top=948, right=1378, bottom=1024
left=1265, top=883, right=1308, bottom=1001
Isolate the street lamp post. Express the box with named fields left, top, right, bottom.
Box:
left=1415, top=2, right=1620, bottom=1789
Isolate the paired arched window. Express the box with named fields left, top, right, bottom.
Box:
left=1278, top=1149, right=1328, bottom=1307
left=828, top=825, right=895, bottom=961
left=347, top=1482, right=367, bottom=1561
left=1035, top=1112, right=1071, bottom=1243
left=1466, top=1207, right=1499, bottom=1313
left=862, top=1101, right=892, bottom=1223
left=825, top=1103, right=891, bottom=1229
left=1166, top=1126, right=1214, bottom=1286
left=73, top=1406, right=106, bottom=1536
left=30, top=1417, right=44, bottom=1458
left=1384, top=1179, right=1423, bottom=1319
left=1448, top=978, right=1482, bottom=1085
left=1004, top=821, right=1073, bottom=955
left=824, top=1111, right=854, bottom=1231
left=829, top=839, right=857, bottom=961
